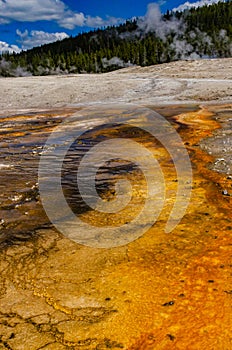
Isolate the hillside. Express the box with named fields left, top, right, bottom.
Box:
left=0, top=0, right=232, bottom=76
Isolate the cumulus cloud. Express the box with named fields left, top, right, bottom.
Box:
left=57, top=13, right=124, bottom=29
left=0, top=0, right=66, bottom=23
left=58, top=12, right=86, bottom=29
left=0, top=40, right=21, bottom=53
left=16, top=29, right=69, bottom=50
left=86, top=15, right=124, bottom=28
left=0, top=0, right=124, bottom=29
left=173, top=0, right=224, bottom=12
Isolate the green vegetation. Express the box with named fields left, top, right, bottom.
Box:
left=0, top=0, right=231, bottom=76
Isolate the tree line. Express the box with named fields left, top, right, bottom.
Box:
left=0, top=0, right=231, bottom=76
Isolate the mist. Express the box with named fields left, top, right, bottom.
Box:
left=0, top=58, right=32, bottom=77
left=102, top=57, right=135, bottom=69
left=0, top=1, right=231, bottom=76
left=136, top=2, right=232, bottom=60
left=138, top=3, right=183, bottom=40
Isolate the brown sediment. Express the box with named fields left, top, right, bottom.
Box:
left=0, top=105, right=231, bottom=349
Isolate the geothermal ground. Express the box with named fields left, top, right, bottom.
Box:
left=0, top=58, right=231, bottom=349
left=1, top=58, right=232, bottom=111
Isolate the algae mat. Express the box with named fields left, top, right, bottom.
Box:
left=0, top=105, right=231, bottom=349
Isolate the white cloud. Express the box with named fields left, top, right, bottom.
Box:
left=58, top=12, right=86, bottom=29
left=0, top=40, right=21, bottom=53
left=57, top=12, right=123, bottom=30
left=173, top=0, right=224, bottom=12
left=86, top=15, right=123, bottom=28
left=0, top=0, right=123, bottom=29
left=0, top=0, right=66, bottom=22
left=16, top=29, right=69, bottom=49
left=86, top=15, right=106, bottom=28
left=0, top=29, right=68, bottom=54
left=0, top=18, right=9, bottom=24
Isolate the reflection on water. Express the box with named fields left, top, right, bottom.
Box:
left=0, top=110, right=71, bottom=244
left=61, top=124, right=141, bottom=216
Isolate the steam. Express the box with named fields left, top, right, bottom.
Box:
left=138, top=3, right=183, bottom=39
left=0, top=58, right=32, bottom=77
left=102, top=57, right=135, bottom=69
left=137, top=2, right=232, bottom=60
left=0, top=1, right=231, bottom=76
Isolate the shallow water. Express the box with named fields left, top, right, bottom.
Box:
left=0, top=104, right=231, bottom=349
left=0, top=105, right=196, bottom=246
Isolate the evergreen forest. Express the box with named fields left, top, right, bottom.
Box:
left=0, top=0, right=231, bottom=76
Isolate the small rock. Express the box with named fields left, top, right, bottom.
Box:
left=162, top=301, right=175, bottom=306
left=167, top=334, right=175, bottom=341
left=222, top=189, right=230, bottom=196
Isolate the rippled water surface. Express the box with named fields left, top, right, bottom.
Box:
left=0, top=105, right=196, bottom=245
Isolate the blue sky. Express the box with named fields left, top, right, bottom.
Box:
left=0, top=0, right=222, bottom=53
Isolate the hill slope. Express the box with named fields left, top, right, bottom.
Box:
left=0, top=0, right=232, bottom=76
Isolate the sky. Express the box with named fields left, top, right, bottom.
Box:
left=0, top=0, right=223, bottom=53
